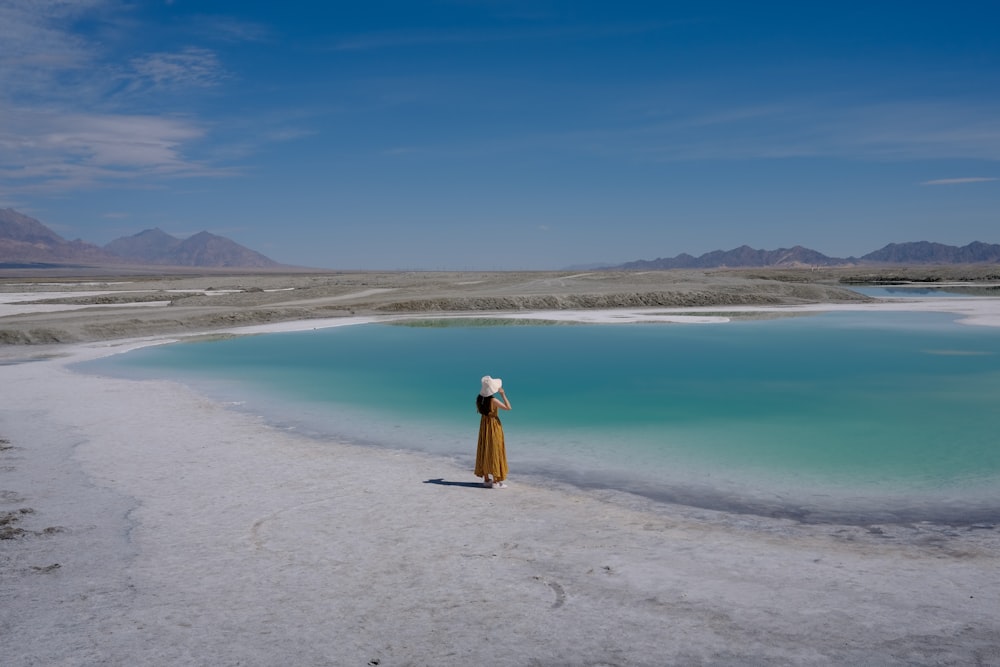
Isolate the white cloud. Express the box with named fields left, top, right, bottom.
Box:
left=0, top=0, right=108, bottom=103
left=921, top=177, right=998, bottom=186
left=58, top=114, right=203, bottom=167
left=0, top=1, right=239, bottom=195
left=0, top=108, right=232, bottom=193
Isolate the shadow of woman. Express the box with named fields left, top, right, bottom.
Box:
left=423, top=478, right=488, bottom=489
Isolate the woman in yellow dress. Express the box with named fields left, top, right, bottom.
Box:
left=475, top=375, right=511, bottom=488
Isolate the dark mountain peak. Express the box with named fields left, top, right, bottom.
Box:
left=169, top=231, right=279, bottom=268
left=135, top=227, right=177, bottom=240
left=105, top=228, right=181, bottom=263
left=861, top=241, right=1000, bottom=264
left=0, top=209, right=281, bottom=268
left=618, top=245, right=846, bottom=270
left=0, top=208, right=67, bottom=245
left=0, top=208, right=111, bottom=263
left=612, top=241, right=1000, bottom=271
left=103, top=227, right=279, bottom=267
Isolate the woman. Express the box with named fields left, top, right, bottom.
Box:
left=475, top=375, right=511, bottom=488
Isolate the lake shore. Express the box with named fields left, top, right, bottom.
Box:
left=0, top=268, right=876, bottom=345
left=3, top=271, right=999, bottom=665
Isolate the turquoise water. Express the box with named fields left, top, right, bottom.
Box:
left=82, top=312, right=1000, bottom=523
left=848, top=286, right=979, bottom=298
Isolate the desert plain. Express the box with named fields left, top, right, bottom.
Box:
left=2, top=267, right=999, bottom=666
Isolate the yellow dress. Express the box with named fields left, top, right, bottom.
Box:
left=475, top=400, right=508, bottom=482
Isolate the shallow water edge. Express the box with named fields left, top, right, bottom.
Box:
left=76, top=302, right=1000, bottom=528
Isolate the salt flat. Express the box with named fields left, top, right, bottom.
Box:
left=2, top=270, right=999, bottom=665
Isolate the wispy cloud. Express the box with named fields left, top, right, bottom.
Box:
left=356, top=81, right=1000, bottom=167
left=832, top=102, right=1000, bottom=162
left=921, top=177, right=997, bottom=186
left=0, top=109, right=234, bottom=194
left=0, top=1, right=243, bottom=196
left=189, top=15, right=272, bottom=44
left=578, top=97, right=1000, bottom=163
left=127, top=47, right=228, bottom=91
left=0, top=0, right=107, bottom=104
left=333, top=21, right=668, bottom=51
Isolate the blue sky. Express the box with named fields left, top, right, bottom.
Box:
left=1, top=1, right=998, bottom=269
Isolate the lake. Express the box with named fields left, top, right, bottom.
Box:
left=80, top=310, right=1000, bottom=524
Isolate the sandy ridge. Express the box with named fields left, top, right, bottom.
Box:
left=0, top=269, right=870, bottom=346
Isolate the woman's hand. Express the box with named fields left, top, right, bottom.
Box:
left=496, top=387, right=511, bottom=410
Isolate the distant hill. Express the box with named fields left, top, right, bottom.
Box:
left=0, top=208, right=280, bottom=268
left=105, top=228, right=280, bottom=268
left=617, top=245, right=850, bottom=270
left=612, top=241, right=1000, bottom=270
left=859, top=241, right=1000, bottom=264
left=103, top=227, right=179, bottom=263
left=5, top=207, right=998, bottom=271
left=0, top=208, right=113, bottom=264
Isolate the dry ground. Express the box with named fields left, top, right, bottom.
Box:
left=0, top=267, right=885, bottom=345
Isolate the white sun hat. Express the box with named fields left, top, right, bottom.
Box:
left=480, top=375, right=503, bottom=396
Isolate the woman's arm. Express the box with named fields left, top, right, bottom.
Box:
left=493, top=387, right=512, bottom=411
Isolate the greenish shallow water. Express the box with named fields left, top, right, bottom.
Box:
left=81, top=311, right=1000, bottom=524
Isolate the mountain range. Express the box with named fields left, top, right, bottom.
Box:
left=0, top=208, right=280, bottom=268
left=613, top=241, right=1000, bottom=270
left=2, top=208, right=999, bottom=270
